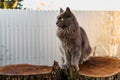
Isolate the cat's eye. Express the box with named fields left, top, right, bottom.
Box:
left=61, top=18, right=64, bottom=21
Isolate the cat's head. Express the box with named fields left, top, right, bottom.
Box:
left=56, top=7, right=74, bottom=29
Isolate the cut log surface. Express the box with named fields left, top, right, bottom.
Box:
left=78, top=56, right=120, bottom=77
left=0, top=57, right=120, bottom=80
left=0, top=64, right=52, bottom=75
left=0, top=61, right=61, bottom=80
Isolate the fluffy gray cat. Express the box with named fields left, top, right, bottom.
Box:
left=56, top=7, right=92, bottom=70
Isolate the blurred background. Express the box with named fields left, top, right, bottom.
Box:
left=0, top=0, right=120, bottom=66
left=1, top=0, right=88, bottom=10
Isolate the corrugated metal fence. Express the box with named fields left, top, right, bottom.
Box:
left=0, top=10, right=106, bottom=66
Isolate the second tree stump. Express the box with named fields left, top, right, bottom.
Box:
left=76, top=56, right=120, bottom=80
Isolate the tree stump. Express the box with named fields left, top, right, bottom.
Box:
left=0, top=57, right=120, bottom=80
left=0, top=61, right=61, bottom=80
left=75, top=56, right=120, bottom=80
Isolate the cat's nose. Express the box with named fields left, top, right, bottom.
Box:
left=56, top=22, right=58, bottom=25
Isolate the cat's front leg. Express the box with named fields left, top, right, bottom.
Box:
left=62, top=52, right=71, bottom=69
left=71, top=48, right=81, bottom=70
left=59, top=46, right=65, bottom=65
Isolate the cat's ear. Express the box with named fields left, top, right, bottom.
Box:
left=60, top=8, right=64, bottom=13
left=65, top=7, right=71, bottom=14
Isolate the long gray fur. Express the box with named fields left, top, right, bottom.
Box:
left=56, top=7, right=92, bottom=70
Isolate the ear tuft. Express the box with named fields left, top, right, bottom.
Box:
left=60, top=8, right=64, bottom=13
left=66, top=7, right=71, bottom=13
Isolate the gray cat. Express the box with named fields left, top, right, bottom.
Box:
left=56, top=7, right=92, bottom=70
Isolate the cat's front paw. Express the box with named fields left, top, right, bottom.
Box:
left=71, top=63, right=79, bottom=71
left=62, top=64, right=70, bottom=69
left=80, top=61, right=83, bottom=64
left=75, top=64, right=79, bottom=71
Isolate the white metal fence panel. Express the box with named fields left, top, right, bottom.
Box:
left=0, top=10, right=61, bottom=66
left=0, top=10, right=113, bottom=66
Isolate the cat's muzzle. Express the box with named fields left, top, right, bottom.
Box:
left=56, top=23, right=66, bottom=29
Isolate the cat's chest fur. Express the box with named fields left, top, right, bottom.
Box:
left=57, top=27, right=80, bottom=50
left=57, top=28, right=75, bottom=41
